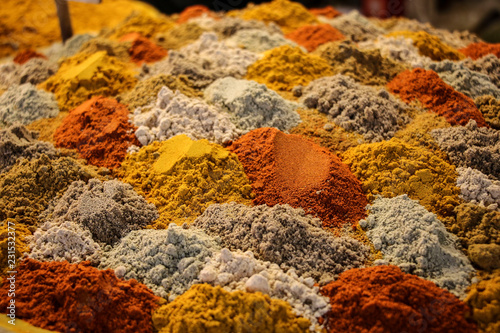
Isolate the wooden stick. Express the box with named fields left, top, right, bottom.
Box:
left=54, top=0, right=73, bottom=43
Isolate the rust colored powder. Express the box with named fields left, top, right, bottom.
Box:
left=54, top=97, right=140, bottom=169
left=13, top=49, right=47, bottom=65
left=119, top=33, right=167, bottom=65
left=388, top=68, right=487, bottom=127
left=285, top=24, right=345, bottom=52
left=177, top=5, right=217, bottom=24
left=0, top=259, right=161, bottom=333
left=321, top=265, right=478, bottom=333
left=460, top=42, right=500, bottom=60
left=229, top=127, right=367, bottom=228
left=309, top=6, right=342, bottom=19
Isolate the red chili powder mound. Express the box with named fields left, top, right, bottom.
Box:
left=388, top=68, right=487, bottom=127
left=321, top=265, right=478, bottom=333
left=310, top=6, right=342, bottom=19
left=177, top=5, right=217, bottom=24
left=54, top=96, right=141, bottom=169
left=285, top=24, right=345, bottom=52
left=0, top=259, right=161, bottom=333
left=229, top=127, right=367, bottom=229
left=13, top=49, right=47, bottom=64
left=459, top=42, right=500, bottom=60
left=119, top=33, right=167, bottom=65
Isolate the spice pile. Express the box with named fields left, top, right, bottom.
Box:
left=1, top=0, right=500, bottom=332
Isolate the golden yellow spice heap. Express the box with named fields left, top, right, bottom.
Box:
left=246, top=45, right=334, bottom=92
left=342, top=138, right=461, bottom=218
left=118, top=135, right=253, bottom=228
left=394, top=111, right=451, bottom=160
left=386, top=30, right=465, bottom=61
left=240, top=0, right=318, bottom=34
left=39, top=51, right=137, bottom=111
left=152, top=284, right=311, bottom=333
left=100, top=12, right=176, bottom=40
left=466, top=269, right=500, bottom=333
left=0, top=220, right=30, bottom=278
left=78, top=38, right=132, bottom=63
left=154, top=23, right=206, bottom=50
left=0, top=0, right=158, bottom=58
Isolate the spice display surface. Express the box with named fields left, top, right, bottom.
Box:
left=1, top=0, right=500, bottom=332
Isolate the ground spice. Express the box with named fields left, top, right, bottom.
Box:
left=321, top=265, right=477, bottom=333
left=226, top=29, right=298, bottom=53
left=77, top=37, right=131, bottom=63
left=54, top=97, right=140, bottom=169
left=177, top=5, right=218, bottom=24
left=211, top=17, right=282, bottom=38
left=26, top=112, right=68, bottom=143
left=39, top=51, right=137, bottom=111
left=118, top=135, right=253, bottom=228
left=0, top=314, right=56, bottom=333
left=431, top=120, right=500, bottom=179
left=13, top=49, right=47, bottom=65
left=387, top=30, right=465, bottom=61
left=298, top=75, right=410, bottom=142
left=229, top=127, right=367, bottom=228
left=0, top=221, right=30, bottom=277
left=285, top=24, right=344, bottom=52
left=0, top=58, right=57, bottom=90
left=457, top=167, right=500, bottom=210
left=194, top=203, right=369, bottom=282
left=119, top=33, right=167, bottom=65
left=45, top=34, right=94, bottom=63
left=466, top=269, right=500, bottom=332
left=101, top=11, right=175, bottom=40
left=240, top=0, right=318, bottom=34
left=246, top=45, right=333, bottom=92
left=0, top=124, right=59, bottom=173
left=325, top=10, right=384, bottom=42
left=289, top=108, right=365, bottom=156
left=153, top=284, right=310, bottom=333
left=100, top=225, right=219, bottom=300
left=388, top=68, right=487, bottom=127
left=427, top=61, right=500, bottom=99
left=313, top=40, right=408, bottom=86
left=394, top=111, right=450, bottom=160
left=475, top=95, right=500, bottom=129
left=0, top=155, right=100, bottom=230
left=342, top=138, right=461, bottom=218
left=0, top=259, right=162, bottom=333
left=309, top=6, right=341, bottom=19
left=360, top=195, right=474, bottom=297
left=154, top=23, right=205, bottom=51
left=117, top=74, right=201, bottom=113
left=460, top=42, right=500, bottom=60
left=199, top=248, right=330, bottom=330
left=462, top=54, right=500, bottom=88
left=0, top=0, right=159, bottom=58
left=0, top=83, right=59, bottom=126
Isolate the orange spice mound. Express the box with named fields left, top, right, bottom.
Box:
left=309, top=6, right=342, bottom=18
left=13, top=49, right=47, bottom=64
left=459, top=42, right=500, bottom=60
left=388, top=68, right=487, bottom=127
left=285, top=24, right=345, bottom=52
left=54, top=97, right=141, bottom=169
left=120, top=33, right=167, bottom=64
left=177, top=5, right=217, bottom=24
left=229, top=127, right=368, bottom=229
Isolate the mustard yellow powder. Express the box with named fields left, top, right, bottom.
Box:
left=100, top=12, right=176, bottom=40
left=152, top=284, right=311, bottom=333
left=27, top=112, right=68, bottom=143
left=0, top=220, right=30, bottom=278
left=0, top=314, right=58, bottom=333
left=246, top=45, right=334, bottom=92
left=39, top=51, right=137, bottom=111
left=0, top=0, right=159, bottom=58
left=240, top=0, right=318, bottom=34
left=78, top=38, right=132, bottom=63
left=342, top=138, right=461, bottom=218
left=154, top=23, right=205, bottom=50
left=466, top=269, right=500, bottom=333
left=386, top=30, right=465, bottom=61
left=117, top=135, right=254, bottom=228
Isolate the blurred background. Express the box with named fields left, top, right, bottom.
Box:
left=141, top=0, right=500, bottom=42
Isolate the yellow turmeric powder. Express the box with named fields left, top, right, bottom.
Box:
left=117, top=135, right=254, bottom=228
